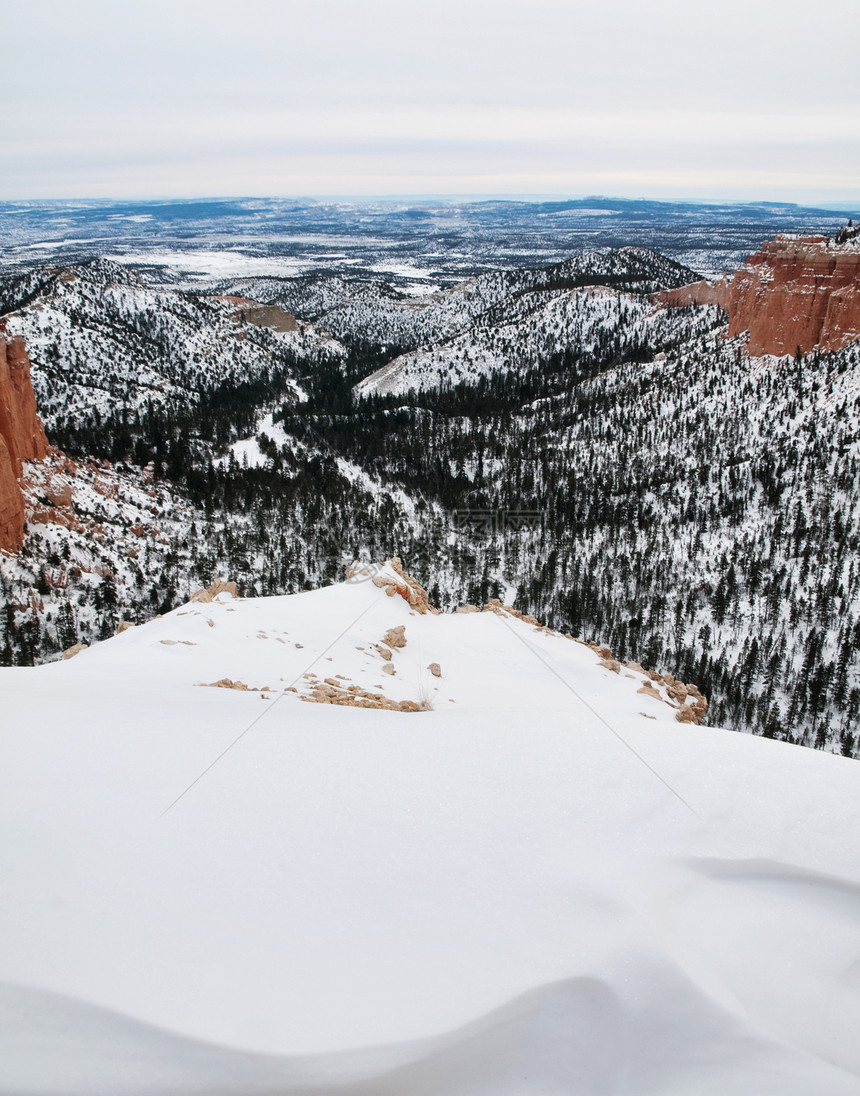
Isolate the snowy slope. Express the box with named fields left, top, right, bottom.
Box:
left=2, top=564, right=860, bottom=1094
left=223, top=246, right=698, bottom=356
left=353, top=288, right=720, bottom=397
left=0, top=259, right=342, bottom=430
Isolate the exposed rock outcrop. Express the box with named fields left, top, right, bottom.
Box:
left=189, top=579, right=239, bottom=603
left=658, top=278, right=731, bottom=313
left=658, top=235, right=860, bottom=356
left=219, top=297, right=299, bottom=333
left=0, top=327, right=50, bottom=552
left=302, top=675, right=424, bottom=712
left=0, top=434, right=23, bottom=555
left=199, top=678, right=271, bottom=692
left=347, top=557, right=440, bottom=614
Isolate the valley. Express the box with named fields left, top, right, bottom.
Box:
left=2, top=200, right=860, bottom=758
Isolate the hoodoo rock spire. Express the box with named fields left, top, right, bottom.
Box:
left=0, top=327, right=49, bottom=552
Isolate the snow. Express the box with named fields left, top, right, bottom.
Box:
left=353, top=286, right=709, bottom=398
left=112, top=249, right=311, bottom=281
left=398, top=281, right=443, bottom=297
left=1, top=570, right=860, bottom=1093
left=222, top=412, right=298, bottom=468
left=17, top=238, right=116, bottom=250
left=367, top=261, right=436, bottom=279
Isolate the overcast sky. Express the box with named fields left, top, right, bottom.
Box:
left=3, top=0, right=859, bottom=204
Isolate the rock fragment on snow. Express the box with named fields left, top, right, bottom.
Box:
left=383, top=626, right=406, bottom=649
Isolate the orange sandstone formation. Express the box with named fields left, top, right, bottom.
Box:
left=0, top=432, right=22, bottom=553
left=660, top=235, right=860, bottom=356
left=0, top=327, right=49, bottom=552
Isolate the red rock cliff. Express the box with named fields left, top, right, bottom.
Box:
left=659, top=235, right=860, bottom=357
left=0, top=327, right=49, bottom=552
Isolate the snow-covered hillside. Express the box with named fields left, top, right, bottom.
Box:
left=2, top=563, right=859, bottom=1094
left=0, top=259, right=342, bottom=431
left=354, top=287, right=720, bottom=397
left=0, top=445, right=438, bottom=666
left=220, top=246, right=697, bottom=357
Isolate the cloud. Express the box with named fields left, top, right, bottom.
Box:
left=3, top=0, right=859, bottom=201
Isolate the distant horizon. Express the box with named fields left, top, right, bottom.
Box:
left=3, top=194, right=860, bottom=214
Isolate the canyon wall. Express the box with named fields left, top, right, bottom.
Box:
left=0, top=327, right=49, bottom=552
left=660, top=235, right=860, bottom=356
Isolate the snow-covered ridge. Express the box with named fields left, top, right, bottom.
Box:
left=333, top=249, right=708, bottom=397
left=353, top=286, right=720, bottom=398
left=0, top=259, right=343, bottom=431
left=2, top=563, right=859, bottom=1093
left=54, top=559, right=706, bottom=724
left=218, top=245, right=698, bottom=358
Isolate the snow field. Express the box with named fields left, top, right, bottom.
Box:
left=2, top=572, right=860, bottom=1093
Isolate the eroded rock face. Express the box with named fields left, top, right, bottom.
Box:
left=659, top=278, right=732, bottom=312
left=0, top=433, right=25, bottom=552
left=728, top=236, right=860, bottom=355
left=218, top=297, right=299, bottom=333
left=0, top=330, right=49, bottom=472
left=659, top=235, right=860, bottom=357
left=0, top=328, right=50, bottom=552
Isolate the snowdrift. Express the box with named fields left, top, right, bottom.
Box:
left=1, top=563, right=859, bottom=1095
